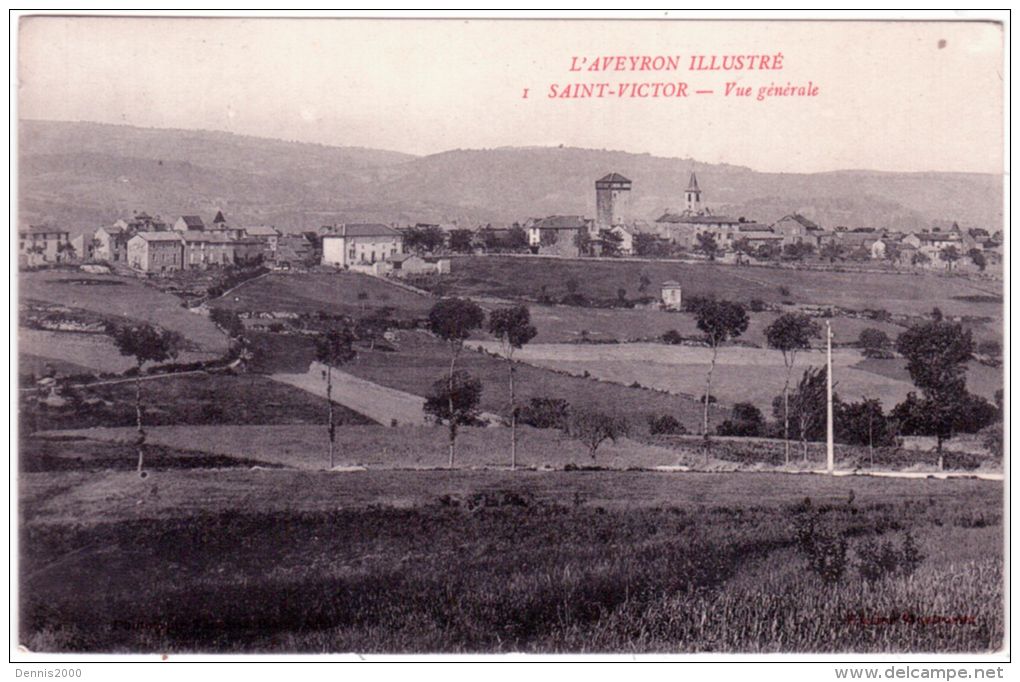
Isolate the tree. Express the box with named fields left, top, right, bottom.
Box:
left=427, top=298, right=486, bottom=466
left=895, top=317, right=974, bottom=468
left=837, top=399, right=894, bottom=464
left=771, top=367, right=834, bottom=460
left=634, top=234, right=669, bottom=258
left=858, top=328, right=892, bottom=359
left=599, top=229, right=624, bottom=257
left=573, top=229, right=592, bottom=256
left=209, top=308, right=246, bottom=340
left=424, top=371, right=483, bottom=463
left=690, top=298, right=749, bottom=440
left=110, top=323, right=184, bottom=477
left=487, top=304, right=537, bottom=469
left=448, top=229, right=475, bottom=253
left=315, top=327, right=357, bottom=469
left=820, top=242, right=844, bottom=264
left=564, top=409, right=629, bottom=464
left=717, top=402, right=765, bottom=437
left=405, top=225, right=446, bottom=253
left=637, top=272, right=652, bottom=293
left=939, top=245, right=961, bottom=271
left=911, top=251, right=931, bottom=267
left=695, top=232, right=719, bottom=261
left=756, top=242, right=779, bottom=261
left=765, top=313, right=822, bottom=464
left=507, top=225, right=529, bottom=251
left=56, top=241, right=76, bottom=262
left=968, top=248, right=987, bottom=272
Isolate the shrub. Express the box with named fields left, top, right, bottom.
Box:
left=661, top=330, right=684, bottom=345
left=518, top=397, right=570, bottom=430
left=648, top=414, right=686, bottom=435
left=749, top=298, right=766, bottom=312
left=858, top=328, right=892, bottom=359
left=717, top=402, right=765, bottom=437
left=793, top=504, right=849, bottom=584
left=778, top=286, right=791, bottom=297
left=855, top=533, right=924, bottom=582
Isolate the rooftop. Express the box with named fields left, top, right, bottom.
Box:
left=596, top=172, right=632, bottom=184
left=533, top=215, right=589, bottom=230
left=134, top=232, right=183, bottom=242
left=323, top=223, right=403, bottom=238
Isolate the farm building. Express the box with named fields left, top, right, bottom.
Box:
left=385, top=253, right=452, bottom=277
left=321, top=223, right=404, bottom=268
left=19, top=224, right=72, bottom=265
left=660, top=281, right=683, bottom=310
left=127, top=232, right=185, bottom=273
left=772, top=214, right=824, bottom=246
left=527, top=215, right=594, bottom=257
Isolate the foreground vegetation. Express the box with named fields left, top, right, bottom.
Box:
left=20, top=466, right=1002, bottom=653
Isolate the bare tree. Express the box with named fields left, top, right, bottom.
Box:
left=315, top=327, right=357, bottom=469
left=110, top=323, right=184, bottom=477
left=487, top=304, right=537, bottom=469
left=564, top=409, right=629, bottom=464
left=427, top=298, right=485, bottom=466
left=765, top=313, right=821, bottom=464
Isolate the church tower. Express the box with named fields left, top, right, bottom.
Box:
left=684, top=172, right=703, bottom=214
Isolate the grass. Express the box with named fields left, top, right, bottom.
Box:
left=440, top=256, right=1003, bottom=319
left=20, top=372, right=373, bottom=433
left=343, top=331, right=721, bottom=434
left=45, top=424, right=696, bottom=471
left=524, top=305, right=905, bottom=345
left=19, top=468, right=1003, bottom=653
left=207, top=270, right=433, bottom=320
left=20, top=270, right=228, bottom=353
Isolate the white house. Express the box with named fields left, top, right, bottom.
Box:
left=660, top=281, right=683, bottom=310
left=321, top=223, right=404, bottom=268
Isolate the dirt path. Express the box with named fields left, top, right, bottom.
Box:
left=271, top=361, right=429, bottom=426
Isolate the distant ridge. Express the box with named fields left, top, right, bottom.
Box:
left=18, top=120, right=1003, bottom=238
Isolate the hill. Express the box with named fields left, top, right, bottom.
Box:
left=18, top=120, right=1002, bottom=238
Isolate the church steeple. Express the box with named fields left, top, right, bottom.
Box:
left=684, top=171, right=703, bottom=214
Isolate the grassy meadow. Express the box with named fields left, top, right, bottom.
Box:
left=20, top=460, right=1003, bottom=653
left=442, top=256, right=1003, bottom=320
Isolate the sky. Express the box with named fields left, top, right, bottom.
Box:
left=17, top=16, right=1005, bottom=174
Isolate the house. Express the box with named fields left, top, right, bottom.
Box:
left=275, top=234, right=316, bottom=269
left=725, top=223, right=784, bottom=251
left=654, top=212, right=746, bottom=249
left=243, top=225, right=281, bottom=254
left=180, top=230, right=233, bottom=269
left=321, top=223, right=404, bottom=268
left=608, top=224, right=637, bottom=255
left=232, top=237, right=265, bottom=265
left=660, top=281, right=683, bottom=310
left=917, top=231, right=963, bottom=262
left=127, top=232, right=184, bottom=273
left=19, top=224, right=72, bottom=265
left=124, top=212, right=168, bottom=232
left=173, top=215, right=206, bottom=232
left=207, top=211, right=246, bottom=240
left=94, top=225, right=132, bottom=262
left=527, top=215, right=594, bottom=257
left=772, top=214, right=824, bottom=246
left=70, top=233, right=95, bottom=261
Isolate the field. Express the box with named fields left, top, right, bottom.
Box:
left=208, top=270, right=434, bottom=320
left=524, top=304, right=906, bottom=345
left=473, top=341, right=1003, bottom=413
left=441, top=256, right=1003, bottom=320
left=21, top=372, right=372, bottom=434
left=20, top=270, right=228, bottom=353
left=341, top=331, right=722, bottom=433
left=19, top=463, right=1003, bottom=653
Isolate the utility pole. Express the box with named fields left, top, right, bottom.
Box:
left=826, top=321, right=834, bottom=475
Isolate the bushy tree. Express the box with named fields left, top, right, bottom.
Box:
left=448, top=229, right=475, bottom=253
left=717, top=402, right=766, bottom=437
left=696, top=232, right=719, bottom=261
left=564, top=409, right=629, bottom=464
left=424, top=371, right=483, bottom=465
left=427, top=298, right=485, bottom=465
left=405, top=225, right=446, bottom=253
left=820, top=242, right=844, bottom=263
left=765, top=313, right=822, bottom=463
left=837, top=398, right=895, bottom=465
left=110, top=323, right=184, bottom=477
left=939, top=245, right=961, bottom=271
left=968, top=248, right=987, bottom=272
left=599, top=229, right=624, bottom=257
left=315, top=326, right=357, bottom=469
left=518, top=397, right=570, bottom=430
left=488, top=304, right=537, bottom=469
left=858, top=328, right=892, bottom=359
